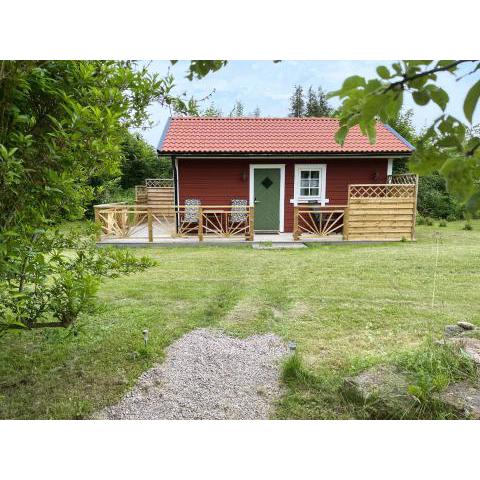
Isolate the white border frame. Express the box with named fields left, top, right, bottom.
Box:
left=293, top=163, right=327, bottom=205
left=249, top=163, right=285, bottom=232
left=387, top=158, right=393, bottom=176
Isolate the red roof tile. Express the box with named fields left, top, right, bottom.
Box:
left=158, top=117, right=413, bottom=155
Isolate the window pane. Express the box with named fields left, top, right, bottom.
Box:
left=301, top=171, right=310, bottom=179
left=310, top=187, right=319, bottom=196
left=300, top=188, right=309, bottom=196
left=300, top=179, right=310, bottom=188
left=310, top=171, right=320, bottom=179
left=311, top=179, right=319, bottom=188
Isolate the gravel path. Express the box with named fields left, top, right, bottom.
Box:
left=97, top=328, right=289, bottom=420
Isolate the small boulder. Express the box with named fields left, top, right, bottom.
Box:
left=444, top=325, right=464, bottom=338
left=343, top=365, right=415, bottom=415
left=448, top=337, right=480, bottom=365
left=437, top=381, right=480, bottom=419
left=457, top=321, right=475, bottom=331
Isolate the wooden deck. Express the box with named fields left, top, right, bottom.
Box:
left=94, top=174, right=418, bottom=245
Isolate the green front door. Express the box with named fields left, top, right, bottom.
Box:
left=253, top=167, right=281, bottom=231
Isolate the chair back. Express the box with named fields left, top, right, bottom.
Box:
left=231, top=199, right=248, bottom=223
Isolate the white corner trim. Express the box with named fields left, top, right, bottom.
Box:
left=293, top=163, right=327, bottom=205
left=174, top=157, right=180, bottom=204
left=249, top=163, right=285, bottom=232
left=387, top=158, right=393, bottom=176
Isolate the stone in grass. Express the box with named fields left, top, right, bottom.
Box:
left=457, top=321, right=475, bottom=331
left=444, top=325, right=464, bottom=338
left=343, top=365, right=415, bottom=414
left=447, top=337, right=480, bottom=365
left=437, top=381, right=480, bottom=419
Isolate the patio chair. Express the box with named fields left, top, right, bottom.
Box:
left=183, top=199, right=201, bottom=223
left=230, top=199, right=248, bottom=224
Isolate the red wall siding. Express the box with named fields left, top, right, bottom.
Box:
left=177, top=157, right=388, bottom=232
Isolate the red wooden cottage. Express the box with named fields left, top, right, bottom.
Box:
left=156, top=117, right=415, bottom=239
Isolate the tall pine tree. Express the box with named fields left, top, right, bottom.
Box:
left=305, top=87, right=319, bottom=117
left=317, top=87, right=333, bottom=117
left=289, top=85, right=305, bottom=117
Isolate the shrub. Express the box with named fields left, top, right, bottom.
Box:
left=417, top=173, right=464, bottom=220
left=0, top=231, right=156, bottom=333
left=463, top=222, right=473, bottom=231
left=439, top=219, right=447, bottom=227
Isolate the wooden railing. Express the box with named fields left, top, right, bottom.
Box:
left=94, top=204, right=254, bottom=242
left=145, top=178, right=174, bottom=188
left=348, top=183, right=416, bottom=199
left=387, top=173, right=418, bottom=185
left=293, top=205, right=347, bottom=240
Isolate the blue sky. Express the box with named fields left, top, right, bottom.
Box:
left=140, top=60, right=479, bottom=147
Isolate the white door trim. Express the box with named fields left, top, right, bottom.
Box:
left=249, top=163, right=285, bottom=232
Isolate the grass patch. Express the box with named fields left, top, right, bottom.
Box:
left=1, top=220, right=480, bottom=419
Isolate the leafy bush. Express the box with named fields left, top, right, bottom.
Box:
left=417, top=174, right=464, bottom=220
left=0, top=230, right=155, bottom=333
left=463, top=222, right=473, bottom=231
left=439, top=219, right=447, bottom=227
left=417, top=215, right=433, bottom=226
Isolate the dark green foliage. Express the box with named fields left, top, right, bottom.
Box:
left=439, top=219, right=447, bottom=227
left=289, top=85, right=305, bottom=117
left=418, top=173, right=464, bottom=219
left=464, top=222, right=473, bottom=230
left=119, top=131, right=171, bottom=189
left=291, top=85, right=333, bottom=117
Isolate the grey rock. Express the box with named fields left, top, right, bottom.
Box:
left=96, top=328, right=289, bottom=420
left=457, top=321, right=475, bottom=331
left=437, top=381, right=480, bottom=419
left=343, top=365, right=415, bottom=414
left=447, top=337, right=480, bottom=365
left=444, top=325, right=464, bottom=338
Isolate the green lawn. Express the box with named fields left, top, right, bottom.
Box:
left=1, top=220, right=480, bottom=419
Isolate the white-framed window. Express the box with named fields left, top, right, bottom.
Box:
left=293, top=164, right=327, bottom=204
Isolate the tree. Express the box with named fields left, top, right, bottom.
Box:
left=0, top=60, right=181, bottom=331
left=252, top=106, right=261, bottom=117
left=118, top=132, right=171, bottom=189
left=230, top=100, right=245, bottom=117
left=329, top=60, right=480, bottom=212
left=305, top=87, right=319, bottom=117
left=289, top=85, right=305, bottom=117
left=203, top=102, right=223, bottom=117
left=317, top=87, right=333, bottom=117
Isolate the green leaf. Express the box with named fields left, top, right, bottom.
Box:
left=464, top=80, right=480, bottom=123
left=335, top=126, right=349, bottom=146
left=342, top=75, right=366, bottom=91
left=376, top=66, right=390, bottom=79
left=428, top=86, right=449, bottom=111
left=363, top=95, right=385, bottom=121
left=413, top=90, right=430, bottom=106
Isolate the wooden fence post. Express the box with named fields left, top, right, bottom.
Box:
left=198, top=207, right=204, bottom=241
left=94, top=207, right=101, bottom=241
left=293, top=206, right=299, bottom=241
left=147, top=208, right=153, bottom=243
left=248, top=207, right=254, bottom=241
left=343, top=207, right=350, bottom=240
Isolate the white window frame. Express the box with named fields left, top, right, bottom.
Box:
left=293, top=164, right=328, bottom=205
left=249, top=164, right=285, bottom=232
